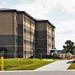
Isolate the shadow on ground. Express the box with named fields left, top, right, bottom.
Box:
left=66, top=61, right=73, bottom=64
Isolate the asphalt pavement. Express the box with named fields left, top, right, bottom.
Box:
left=0, top=71, right=75, bottom=75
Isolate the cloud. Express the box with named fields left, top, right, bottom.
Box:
left=56, top=20, right=75, bottom=49
left=14, top=0, right=75, bottom=18
left=14, top=0, right=48, bottom=19
left=14, top=0, right=63, bottom=19
left=0, top=1, right=6, bottom=8
left=0, top=0, right=75, bottom=50
left=56, top=20, right=75, bottom=33
left=58, top=0, right=75, bottom=14
left=1, top=0, right=75, bottom=17
left=12, top=0, right=75, bottom=49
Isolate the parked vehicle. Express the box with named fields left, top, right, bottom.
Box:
left=50, top=49, right=57, bottom=59
left=56, top=53, right=65, bottom=58
left=56, top=50, right=65, bottom=58
left=50, top=50, right=65, bottom=59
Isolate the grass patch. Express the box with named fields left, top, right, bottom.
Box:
left=0, top=58, right=54, bottom=70
left=68, top=60, right=75, bottom=69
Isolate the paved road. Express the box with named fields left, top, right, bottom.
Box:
left=35, top=60, right=73, bottom=71
left=0, top=71, right=75, bottom=75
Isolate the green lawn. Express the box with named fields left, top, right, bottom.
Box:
left=0, top=58, right=54, bottom=70
left=68, top=60, right=75, bottom=69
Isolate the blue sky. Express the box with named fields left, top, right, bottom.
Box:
left=0, top=0, right=75, bottom=50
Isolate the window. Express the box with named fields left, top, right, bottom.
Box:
left=24, top=28, right=26, bottom=33
left=24, top=40, right=26, bottom=43
left=16, top=27, right=17, bottom=32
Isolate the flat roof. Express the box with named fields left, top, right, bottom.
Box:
left=0, top=8, right=35, bottom=21
left=0, top=8, right=55, bottom=28
left=17, top=10, right=36, bottom=21
left=0, top=8, right=16, bottom=12
left=36, top=19, right=55, bottom=28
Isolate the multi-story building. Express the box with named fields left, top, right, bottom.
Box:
left=0, top=9, right=17, bottom=58
left=0, top=8, right=55, bottom=58
left=35, top=20, right=55, bottom=57
left=17, top=11, right=35, bottom=58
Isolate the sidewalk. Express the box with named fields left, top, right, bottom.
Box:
left=35, top=60, right=73, bottom=71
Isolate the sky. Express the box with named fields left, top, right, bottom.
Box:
left=0, top=0, right=75, bottom=50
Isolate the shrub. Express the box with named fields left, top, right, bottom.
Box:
left=65, top=52, right=72, bottom=59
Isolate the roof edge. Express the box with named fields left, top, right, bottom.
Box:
left=36, top=20, right=56, bottom=28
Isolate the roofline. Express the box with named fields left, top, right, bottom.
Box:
left=17, top=11, right=36, bottom=21
left=0, top=8, right=55, bottom=28
left=0, top=9, right=17, bottom=12
left=0, top=9, right=36, bottom=21
left=36, top=20, right=56, bottom=28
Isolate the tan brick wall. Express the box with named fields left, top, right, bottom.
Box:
left=0, top=12, right=17, bottom=35
left=36, top=22, right=47, bottom=31
left=0, top=12, right=13, bottom=35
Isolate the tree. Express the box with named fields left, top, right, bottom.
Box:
left=62, top=40, right=75, bottom=54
